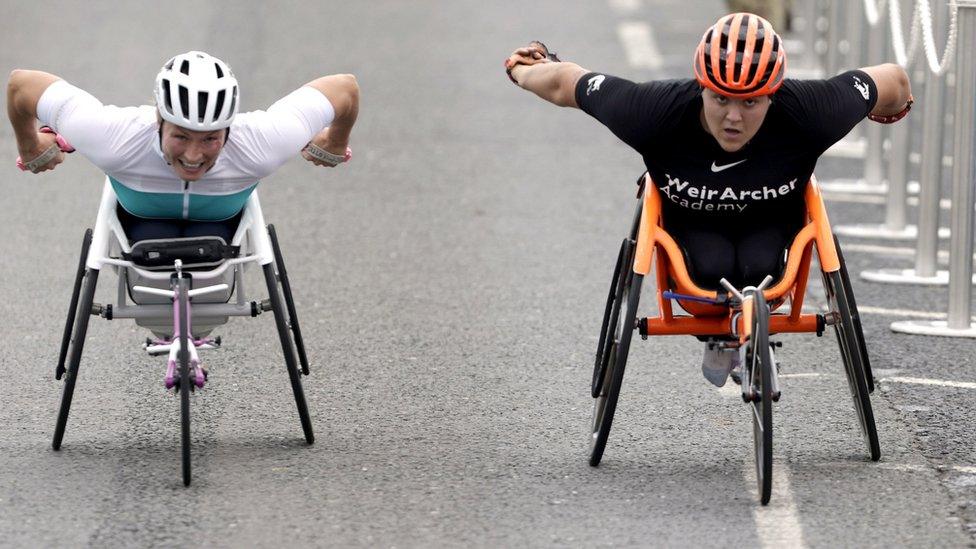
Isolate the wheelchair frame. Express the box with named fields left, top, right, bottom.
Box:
left=52, top=178, right=314, bottom=486
left=590, top=173, right=879, bottom=505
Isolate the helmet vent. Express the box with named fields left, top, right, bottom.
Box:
left=178, top=85, right=190, bottom=119
left=228, top=88, right=237, bottom=120
left=198, top=91, right=208, bottom=123
left=214, top=90, right=226, bottom=119
left=179, top=60, right=190, bottom=76
left=214, top=63, right=224, bottom=78
left=162, top=79, right=173, bottom=114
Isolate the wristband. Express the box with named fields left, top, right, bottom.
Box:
left=18, top=144, right=61, bottom=172
left=16, top=126, right=75, bottom=172
left=303, top=142, right=352, bottom=165
left=867, top=95, right=914, bottom=124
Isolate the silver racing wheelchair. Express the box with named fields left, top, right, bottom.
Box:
left=52, top=178, right=314, bottom=486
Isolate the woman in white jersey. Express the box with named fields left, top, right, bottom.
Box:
left=7, top=51, right=358, bottom=241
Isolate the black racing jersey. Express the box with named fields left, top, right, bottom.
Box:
left=575, top=70, right=879, bottom=225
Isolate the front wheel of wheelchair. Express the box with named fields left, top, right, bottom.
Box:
left=589, top=272, right=642, bottom=467
left=746, top=293, right=774, bottom=505
left=593, top=238, right=633, bottom=398
left=824, top=269, right=880, bottom=462
left=177, top=277, right=192, bottom=486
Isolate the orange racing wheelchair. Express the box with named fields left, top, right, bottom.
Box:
left=589, top=173, right=878, bottom=505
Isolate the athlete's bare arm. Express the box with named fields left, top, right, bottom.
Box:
left=303, top=74, right=359, bottom=166
left=859, top=63, right=912, bottom=117
left=506, top=45, right=589, bottom=108
left=7, top=69, right=63, bottom=172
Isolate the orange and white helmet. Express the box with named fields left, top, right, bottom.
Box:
left=694, top=13, right=786, bottom=99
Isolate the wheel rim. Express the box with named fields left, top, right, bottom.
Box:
left=827, top=271, right=880, bottom=461
left=593, top=239, right=630, bottom=397
left=588, top=274, right=642, bottom=465
left=590, top=342, right=617, bottom=445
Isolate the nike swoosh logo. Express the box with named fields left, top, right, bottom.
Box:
left=711, top=159, right=747, bottom=172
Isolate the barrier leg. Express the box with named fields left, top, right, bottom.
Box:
left=860, top=3, right=956, bottom=286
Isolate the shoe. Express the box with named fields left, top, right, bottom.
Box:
left=701, top=341, right=736, bottom=387
left=729, top=351, right=743, bottom=385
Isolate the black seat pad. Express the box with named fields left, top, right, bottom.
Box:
left=124, top=237, right=239, bottom=270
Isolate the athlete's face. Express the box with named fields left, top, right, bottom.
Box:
left=700, top=89, right=772, bottom=153
left=160, top=122, right=226, bottom=181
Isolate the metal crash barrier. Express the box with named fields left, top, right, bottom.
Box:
left=794, top=0, right=976, bottom=337
left=892, top=0, right=976, bottom=336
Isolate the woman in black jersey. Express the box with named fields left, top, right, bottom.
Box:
left=504, top=12, right=912, bottom=385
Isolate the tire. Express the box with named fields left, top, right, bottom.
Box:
left=177, top=276, right=192, bottom=487
left=593, top=238, right=633, bottom=397
left=589, top=273, right=643, bottom=467
left=268, top=225, right=310, bottom=376
left=825, top=270, right=881, bottom=461
left=57, top=229, right=92, bottom=380
left=746, top=293, right=774, bottom=505
left=52, top=268, right=99, bottom=451
left=834, top=235, right=874, bottom=392
left=263, top=264, right=314, bottom=444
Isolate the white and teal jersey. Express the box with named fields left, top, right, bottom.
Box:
left=36, top=80, right=335, bottom=221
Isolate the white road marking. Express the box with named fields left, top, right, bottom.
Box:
left=799, top=302, right=968, bottom=321
left=814, top=461, right=976, bottom=477
left=747, top=460, right=808, bottom=549
left=819, top=179, right=922, bottom=196
left=823, top=191, right=952, bottom=210
left=836, top=243, right=970, bottom=263
left=823, top=192, right=886, bottom=205
left=607, top=0, right=641, bottom=13
left=842, top=243, right=916, bottom=257
left=947, top=465, right=976, bottom=474
left=818, top=178, right=884, bottom=194
left=617, top=22, right=664, bottom=70
left=813, top=461, right=933, bottom=474
left=824, top=137, right=866, bottom=158
left=856, top=306, right=976, bottom=321
left=715, top=383, right=806, bottom=546
left=881, top=376, right=976, bottom=390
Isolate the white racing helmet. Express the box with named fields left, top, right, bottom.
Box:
left=154, top=51, right=239, bottom=131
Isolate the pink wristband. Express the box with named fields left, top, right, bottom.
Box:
left=16, top=127, right=75, bottom=172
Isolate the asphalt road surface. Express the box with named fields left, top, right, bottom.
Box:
left=2, top=1, right=976, bottom=547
